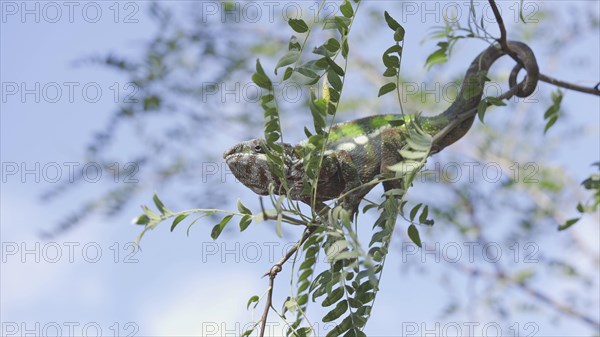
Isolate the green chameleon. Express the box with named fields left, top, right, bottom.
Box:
left=223, top=41, right=539, bottom=214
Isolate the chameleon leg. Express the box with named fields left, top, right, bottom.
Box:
left=334, top=150, right=367, bottom=215
left=380, top=128, right=406, bottom=194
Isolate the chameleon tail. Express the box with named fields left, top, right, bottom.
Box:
left=422, top=41, right=539, bottom=152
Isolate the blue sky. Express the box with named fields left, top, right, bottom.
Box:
left=1, top=1, right=599, bottom=336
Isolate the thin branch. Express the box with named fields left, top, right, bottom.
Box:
left=440, top=186, right=600, bottom=329
left=259, top=265, right=279, bottom=337
left=258, top=198, right=307, bottom=226
left=539, top=74, right=600, bottom=96
left=257, top=202, right=329, bottom=337
left=453, top=262, right=600, bottom=329
left=488, top=0, right=522, bottom=65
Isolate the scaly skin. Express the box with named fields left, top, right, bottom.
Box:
left=223, top=41, right=539, bottom=213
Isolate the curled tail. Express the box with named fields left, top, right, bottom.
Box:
left=423, top=41, right=539, bottom=152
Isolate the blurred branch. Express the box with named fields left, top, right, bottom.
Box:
left=455, top=189, right=600, bottom=329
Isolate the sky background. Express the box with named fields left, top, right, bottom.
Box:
left=1, top=1, right=599, bottom=336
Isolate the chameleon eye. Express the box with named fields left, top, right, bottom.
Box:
left=254, top=145, right=262, bottom=153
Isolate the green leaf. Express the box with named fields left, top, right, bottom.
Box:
left=331, top=250, right=359, bottom=262
left=419, top=205, right=429, bottom=224
left=237, top=199, right=252, bottom=215
left=383, top=67, right=397, bottom=77
left=288, top=35, right=301, bottom=51
left=333, top=16, right=349, bottom=33
left=296, top=67, right=319, bottom=80
left=322, top=300, right=348, bottom=322
left=409, top=203, right=422, bottom=221
left=283, top=67, right=294, bottom=81
left=133, top=214, right=150, bottom=225
left=239, top=215, right=252, bottom=231
left=399, top=149, right=428, bottom=160
left=326, top=240, right=350, bottom=260
left=275, top=51, right=300, bottom=74
left=543, top=89, right=563, bottom=134
left=341, top=38, right=349, bottom=59
left=288, top=18, right=308, bottom=33
left=544, top=116, right=558, bottom=133
left=246, top=295, right=259, bottom=309
left=327, top=71, right=343, bottom=91
left=387, top=160, right=423, bottom=174
left=382, top=54, right=400, bottom=68
left=384, top=44, right=403, bottom=55
left=322, top=287, right=344, bottom=307
left=170, top=214, right=188, bottom=231
left=252, top=59, right=272, bottom=89
left=340, top=1, right=354, bottom=18
left=153, top=193, right=169, bottom=215
left=384, top=11, right=401, bottom=31
left=356, top=291, right=376, bottom=304
left=378, top=82, right=396, bottom=97
left=407, top=224, right=422, bottom=247
left=252, top=72, right=272, bottom=89
left=582, top=174, right=600, bottom=190
left=425, top=48, right=448, bottom=69
left=324, top=38, right=341, bottom=52
left=558, top=218, right=580, bottom=231
left=284, top=298, right=298, bottom=312
left=486, top=96, right=507, bottom=106
left=211, top=215, right=233, bottom=240
left=362, top=203, right=378, bottom=213
left=325, top=316, right=353, bottom=337
left=293, top=327, right=312, bottom=337
left=394, top=26, right=405, bottom=42
left=326, top=57, right=345, bottom=76
left=477, top=100, right=488, bottom=123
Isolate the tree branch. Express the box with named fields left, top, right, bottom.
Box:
left=439, top=187, right=600, bottom=330
left=257, top=201, right=329, bottom=337
left=539, top=74, right=600, bottom=96
left=488, top=0, right=522, bottom=64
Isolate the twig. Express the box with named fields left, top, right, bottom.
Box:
left=259, top=265, right=279, bottom=337
left=488, top=0, right=600, bottom=97
left=440, top=187, right=600, bottom=329
left=539, top=74, right=600, bottom=96
left=259, top=198, right=308, bottom=226
left=257, top=202, right=329, bottom=337
left=488, top=0, right=522, bottom=65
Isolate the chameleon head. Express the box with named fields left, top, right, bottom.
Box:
left=223, top=138, right=282, bottom=195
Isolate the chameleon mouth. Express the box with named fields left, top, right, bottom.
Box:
left=224, top=153, right=272, bottom=195
left=223, top=144, right=243, bottom=159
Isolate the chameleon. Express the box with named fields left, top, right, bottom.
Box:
left=223, top=41, right=539, bottom=214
